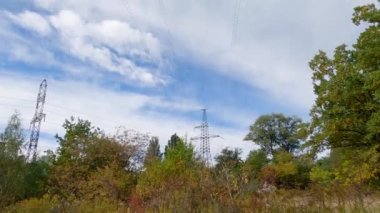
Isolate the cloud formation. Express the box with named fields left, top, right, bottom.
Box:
left=5, top=9, right=165, bottom=86
left=29, top=0, right=373, bottom=110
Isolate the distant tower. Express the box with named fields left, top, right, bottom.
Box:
left=27, top=79, right=47, bottom=162
left=191, top=109, right=220, bottom=166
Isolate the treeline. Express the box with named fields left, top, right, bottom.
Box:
left=1, top=2, right=380, bottom=212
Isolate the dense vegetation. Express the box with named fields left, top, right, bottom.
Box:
left=1, top=2, right=380, bottom=212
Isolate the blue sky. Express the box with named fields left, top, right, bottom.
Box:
left=0, top=0, right=374, bottom=158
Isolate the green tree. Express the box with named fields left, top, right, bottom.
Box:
left=0, top=112, right=24, bottom=159
left=214, top=148, right=244, bottom=200
left=245, top=113, right=307, bottom=156
left=54, top=117, right=100, bottom=165
left=0, top=112, right=26, bottom=207
left=272, top=152, right=297, bottom=188
left=144, top=136, right=161, bottom=166
left=308, top=2, right=380, bottom=184
left=164, top=133, right=181, bottom=156
left=137, top=136, right=201, bottom=209
left=48, top=117, right=137, bottom=202
left=244, top=149, right=269, bottom=180
left=23, top=155, right=52, bottom=198
left=215, top=148, right=243, bottom=176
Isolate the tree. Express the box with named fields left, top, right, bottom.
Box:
left=144, top=137, right=161, bottom=166
left=54, top=117, right=100, bottom=165
left=48, top=117, right=137, bottom=201
left=0, top=112, right=24, bottom=159
left=164, top=136, right=195, bottom=166
left=23, top=156, right=52, bottom=199
left=244, top=113, right=307, bottom=156
left=308, top=2, right=380, bottom=184
left=165, top=133, right=182, bottom=152
left=0, top=112, right=26, bottom=207
left=272, top=152, right=297, bottom=188
left=164, top=133, right=181, bottom=157
left=244, top=149, right=269, bottom=180
left=215, top=148, right=243, bottom=175
left=214, top=148, right=244, bottom=200
left=137, top=136, right=200, bottom=209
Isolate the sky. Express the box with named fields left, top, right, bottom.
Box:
left=0, top=0, right=375, bottom=159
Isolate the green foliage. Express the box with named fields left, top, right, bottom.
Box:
left=308, top=2, right=380, bottom=185
left=245, top=113, right=307, bottom=156
left=214, top=148, right=245, bottom=200
left=137, top=136, right=204, bottom=208
left=0, top=112, right=24, bottom=159
left=23, top=157, right=52, bottom=199
left=273, top=152, right=297, bottom=177
left=144, top=136, right=161, bottom=166
left=48, top=117, right=137, bottom=202
left=215, top=148, right=243, bottom=175
left=164, top=133, right=182, bottom=156
left=4, top=195, right=56, bottom=213
left=310, top=166, right=333, bottom=185
left=164, top=135, right=195, bottom=164
left=0, top=112, right=26, bottom=208
left=272, top=152, right=298, bottom=188
left=254, top=152, right=312, bottom=189
left=54, top=117, right=100, bottom=165
left=244, top=149, right=269, bottom=180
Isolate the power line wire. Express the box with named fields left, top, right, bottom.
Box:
left=231, top=0, right=243, bottom=47
left=0, top=102, right=125, bottom=131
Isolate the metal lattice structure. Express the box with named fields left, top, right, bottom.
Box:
left=27, top=79, right=47, bottom=162
left=191, top=109, right=220, bottom=166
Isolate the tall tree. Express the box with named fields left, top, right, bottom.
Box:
left=244, top=113, right=307, bottom=156
left=164, top=133, right=181, bottom=156
left=215, top=148, right=243, bottom=175
left=308, top=2, right=380, bottom=184
left=23, top=155, right=52, bottom=199
left=137, top=135, right=199, bottom=208
left=0, top=112, right=26, bottom=208
left=144, top=137, right=161, bottom=166
left=214, top=148, right=244, bottom=200
left=0, top=112, right=24, bottom=159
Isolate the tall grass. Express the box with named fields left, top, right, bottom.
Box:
left=4, top=186, right=380, bottom=212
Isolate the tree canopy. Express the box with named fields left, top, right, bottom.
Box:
left=308, top=2, right=380, bottom=184
left=244, top=113, right=307, bottom=156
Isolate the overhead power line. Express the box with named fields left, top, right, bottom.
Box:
left=0, top=100, right=130, bottom=133
left=231, top=0, right=243, bottom=47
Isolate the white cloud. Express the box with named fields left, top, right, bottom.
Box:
left=7, top=10, right=52, bottom=36
left=4, top=9, right=165, bottom=86
left=33, top=0, right=56, bottom=10
left=88, top=20, right=161, bottom=59
left=48, top=9, right=164, bottom=86
left=0, top=14, right=56, bottom=65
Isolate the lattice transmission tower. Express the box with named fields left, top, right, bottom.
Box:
left=27, top=79, right=47, bottom=162
left=191, top=109, right=220, bottom=166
